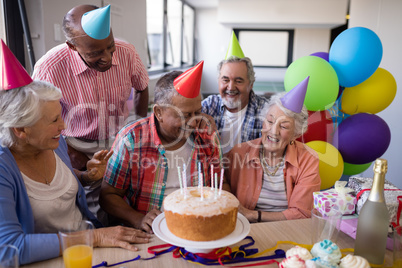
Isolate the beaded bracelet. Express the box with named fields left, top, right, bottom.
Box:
left=257, top=210, right=262, bottom=222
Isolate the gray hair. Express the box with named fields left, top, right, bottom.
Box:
left=153, top=71, right=182, bottom=106
left=0, top=81, right=62, bottom=147
left=264, top=91, right=308, bottom=138
left=217, top=56, right=256, bottom=85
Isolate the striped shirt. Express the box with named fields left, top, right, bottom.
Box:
left=202, top=91, right=269, bottom=145
left=103, top=114, right=223, bottom=214
left=32, top=39, right=149, bottom=140
left=256, top=150, right=288, bottom=211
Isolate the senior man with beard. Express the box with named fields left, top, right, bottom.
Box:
left=202, top=56, right=269, bottom=154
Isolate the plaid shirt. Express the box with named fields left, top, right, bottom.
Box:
left=202, top=91, right=269, bottom=142
left=104, top=114, right=223, bottom=214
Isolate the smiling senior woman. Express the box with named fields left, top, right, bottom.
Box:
left=0, top=80, right=151, bottom=265
left=225, top=90, right=321, bottom=223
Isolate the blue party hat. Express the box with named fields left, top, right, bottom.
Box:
left=281, top=76, right=309, bottom=113
left=81, top=5, right=111, bottom=40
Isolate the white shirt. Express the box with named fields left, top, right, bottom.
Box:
left=22, top=152, right=83, bottom=233
left=220, top=105, right=248, bottom=154
left=163, top=141, right=193, bottom=198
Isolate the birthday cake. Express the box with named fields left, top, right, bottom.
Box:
left=163, top=186, right=239, bottom=241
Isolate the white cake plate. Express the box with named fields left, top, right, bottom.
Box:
left=152, top=212, right=250, bottom=253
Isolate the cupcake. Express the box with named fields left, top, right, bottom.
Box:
left=286, top=246, right=313, bottom=260
left=339, top=254, right=370, bottom=268
left=311, top=240, right=342, bottom=266
left=279, top=255, right=307, bottom=268
left=310, top=257, right=339, bottom=268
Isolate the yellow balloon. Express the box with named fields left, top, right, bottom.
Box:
left=341, top=68, right=397, bottom=114
left=306, top=140, right=344, bottom=190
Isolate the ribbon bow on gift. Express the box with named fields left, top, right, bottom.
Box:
left=334, top=181, right=354, bottom=214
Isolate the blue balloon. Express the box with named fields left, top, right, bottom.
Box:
left=333, top=113, right=390, bottom=164
left=329, top=27, right=383, bottom=87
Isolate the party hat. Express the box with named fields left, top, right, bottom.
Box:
left=81, top=5, right=111, bottom=40
left=225, top=31, right=245, bottom=59
left=0, top=39, right=33, bottom=90
left=281, top=76, right=309, bottom=113
left=173, top=60, right=204, bottom=98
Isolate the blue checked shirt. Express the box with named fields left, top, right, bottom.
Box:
left=202, top=91, right=269, bottom=143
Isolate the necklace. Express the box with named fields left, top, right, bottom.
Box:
left=260, top=148, right=284, bottom=176
left=13, top=153, right=52, bottom=186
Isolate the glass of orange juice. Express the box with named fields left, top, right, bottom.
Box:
left=59, top=220, right=94, bottom=268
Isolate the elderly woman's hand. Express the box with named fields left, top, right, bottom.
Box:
left=86, top=150, right=113, bottom=182
left=93, top=226, right=152, bottom=251
left=238, top=204, right=259, bottom=223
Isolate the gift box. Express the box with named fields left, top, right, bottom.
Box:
left=348, top=176, right=402, bottom=226
left=339, top=215, right=394, bottom=250
left=313, top=186, right=357, bottom=216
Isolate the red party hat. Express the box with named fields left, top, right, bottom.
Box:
left=281, top=76, right=309, bottom=113
left=173, top=60, right=204, bottom=98
left=1, top=39, right=33, bottom=90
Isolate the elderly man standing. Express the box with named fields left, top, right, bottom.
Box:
left=32, top=5, right=149, bottom=225
left=100, top=61, right=223, bottom=233
left=202, top=32, right=268, bottom=154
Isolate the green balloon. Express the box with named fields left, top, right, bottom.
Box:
left=284, top=56, right=339, bottom=111
left=343, top=161, right=372, bottom=176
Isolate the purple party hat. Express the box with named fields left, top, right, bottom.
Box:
left=281, top=76, right=309, bottom=113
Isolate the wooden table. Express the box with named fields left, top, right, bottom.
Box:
left=22, top=218, right=393, bottom=267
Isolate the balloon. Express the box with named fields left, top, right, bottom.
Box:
left=333, top=113, right=391, bottom=164
left=343, top=161, right=372, bottom=176
left=341, top=68, right=397, bottom=115
left=310, top=51, right=329, bottom=62
left=306, top=141, right=344, bottom=190
left=329, top=27, right=383, bottom=87
left=297, top=110, right=334, bottom=144
left=337, top=86, right=344, bottom=100
left=284, top=56, right=339, bottom=111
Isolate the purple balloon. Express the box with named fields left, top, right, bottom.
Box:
left=310, top=52, right=329, bottom=62
left=333, top=113, right=391, bottom=164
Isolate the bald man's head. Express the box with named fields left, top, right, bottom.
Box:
left=62, top=5, right=98, bottom=45
left=62, top=4, right=116, bottom=72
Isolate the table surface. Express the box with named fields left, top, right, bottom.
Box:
left=21, top=218, right=393, bottom=268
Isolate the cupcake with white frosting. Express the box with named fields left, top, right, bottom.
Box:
left=286, top=246, right=313, bottom=260
left=279, top=255, right=307, bottom=268
left=339, top=255, right=370, bottom=268
left=311, top=240, right=342, bottom=266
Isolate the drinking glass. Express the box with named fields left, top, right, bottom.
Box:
left=311, top=208, right=342, bottom=244
left=394, top=226, right=402, bottom=268
left=59, top=220, right=94, bottom=268
left=0, top=244, right=19, bottom=268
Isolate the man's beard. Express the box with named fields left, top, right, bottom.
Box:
left=222, top=97, right=242, bottom=110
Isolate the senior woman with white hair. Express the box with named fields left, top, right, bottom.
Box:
left=224, top=90, right=321, bottom=223
left=0, top=80, right=151, bottom=265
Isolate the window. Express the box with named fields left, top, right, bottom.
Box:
left=146, top=0, right=195, bottom=73
left=234, top=29, right=294, bottom=68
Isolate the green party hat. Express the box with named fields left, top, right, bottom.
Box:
left=224, top=31, right=245, bottom=59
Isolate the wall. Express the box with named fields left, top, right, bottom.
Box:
left=196, top=0, right=347, bottom=94
left=24, top=0, right=147, bottom=76
left=349, top=0, right=402, bottom=188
